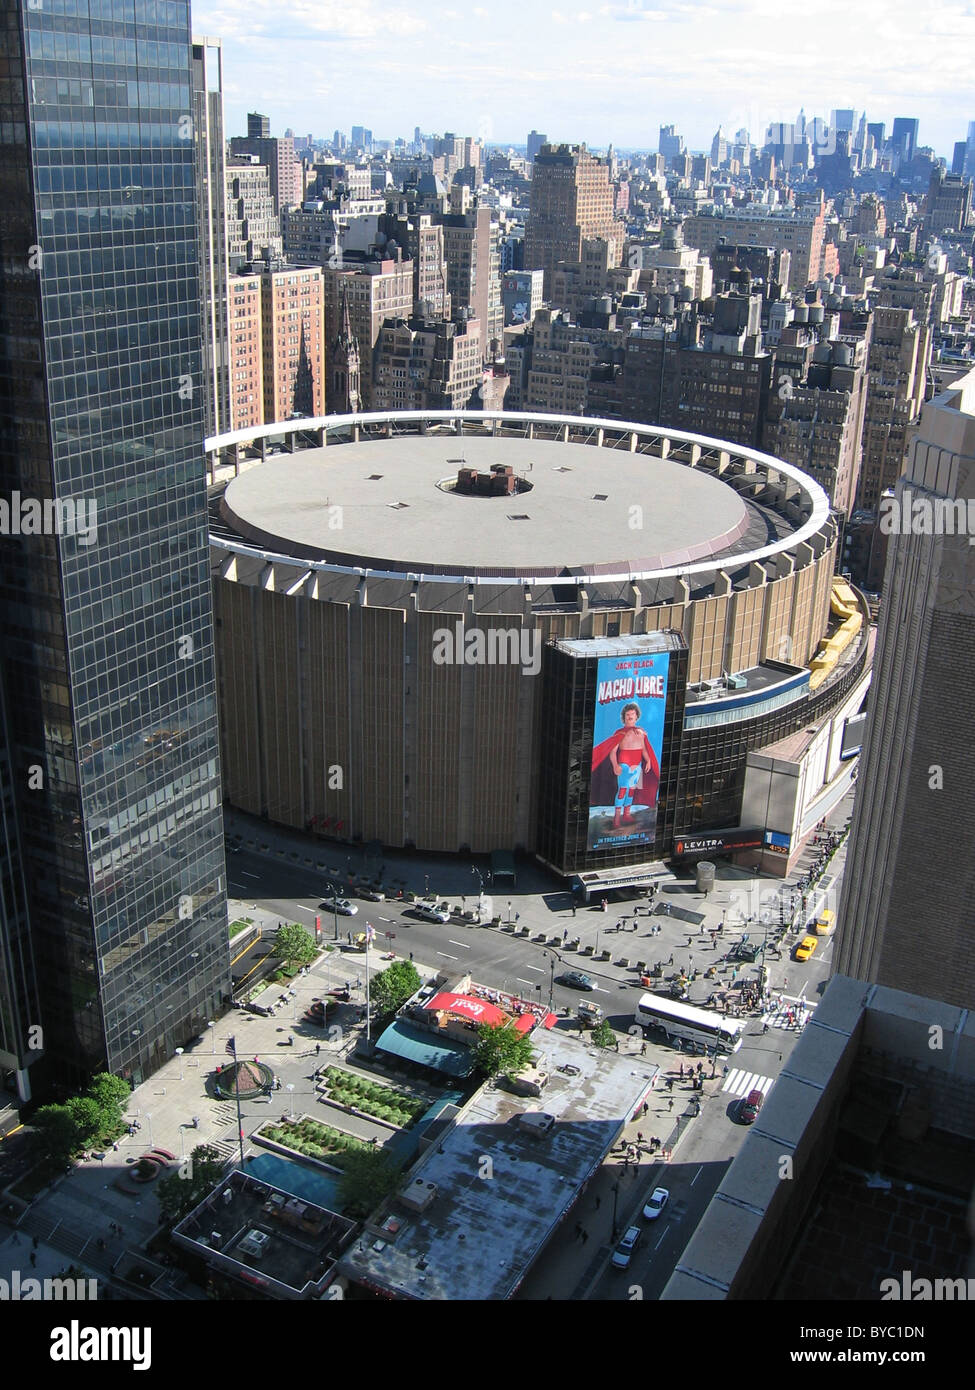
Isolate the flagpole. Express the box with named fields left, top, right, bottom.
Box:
left=365, top=924, right=371, bottom=1045
left=227, top=1036, right=245, bottom=1166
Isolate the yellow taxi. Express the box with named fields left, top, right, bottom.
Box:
left=795, top=935, right=819, bottom=962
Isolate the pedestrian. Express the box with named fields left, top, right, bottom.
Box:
left=642, top=1102, right=649, bottom=1117
left=316, top=1043, right=321, bottom=1055
left=409, top=951, right=414, bottom=961
left=668, top=1098, right=674, bottom=1111
left=637, top=1131, right=643, bottom=1143
left=563, top=929, right=568, bottom=943
left=581, top=1229, right=589, bottom=1244
left=668, top=953, right=674, bottom=965
left=572, top=905, right=576, bottom=918
left=667, top=1078, right=674, bottom=1091
left=640, top=1042, right=647, bottom=1056
left=679, top=1063, right=684, bottom=1078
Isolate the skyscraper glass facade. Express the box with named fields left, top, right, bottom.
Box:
left=0, top=0, right=230, bottom=1089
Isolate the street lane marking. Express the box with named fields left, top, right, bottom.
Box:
left=722, top=1069, right=773, bottom=1097
left=516, top=979, right=536, bottom=987
left=690, top=1165, right=703, bottom=1186
left=437, top=951, right=458, bottom=961
left=241, top=871, right=259, bottom=879
left=448, top=940, right=470, bottom=949
left=523, top=965, right=543, bottom=973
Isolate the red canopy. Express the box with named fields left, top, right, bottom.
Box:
left=425, top=992, right=507, bottom=1027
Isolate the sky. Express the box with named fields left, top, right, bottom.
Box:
left=193, top=0, right=975, bottom=158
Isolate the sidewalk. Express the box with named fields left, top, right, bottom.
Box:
left=515, top=1075, right=705, bottom=1301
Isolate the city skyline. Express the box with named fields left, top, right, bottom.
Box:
left=194, top=0, right=974, bottom=156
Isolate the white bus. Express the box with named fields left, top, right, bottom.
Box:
left=634, top=994, right=744, bottom=1054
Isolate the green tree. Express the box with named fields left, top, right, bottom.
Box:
left=273, top=922, right=317, bottom=967
left=32, top=1104, right=80, bottom=1163
left=86, top=1073, right=130, bottom=1136
left=338, top=1147, right=401, bottom=1220
left=157, top=1144, right=225, bottom=1227
left=87, top=1072, right=130, bottom=1117
left=370, top=960, right=421, bottom=1016
left=474, top=1021, right=536, bottom=1078
left=590, top=1019, right=618, bottom=1049
left=66, top=1096, right=103, bottom=1146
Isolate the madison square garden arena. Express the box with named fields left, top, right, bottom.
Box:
left=205, top=412, right=872, bottom=882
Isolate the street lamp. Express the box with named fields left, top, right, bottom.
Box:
left=286, top=1083, right=295, bottom=1119
left=208, top=1020, right=215, bottom=1054
left=424, top=874, right=430, bottom=896
left=145, top=1112, right=153, bottom=1145
left=611, top=1180, right=621, bottom=1240
left=175, top=1046, right=184, bottom=1081
left=543, top=952, right=555, bottom=1011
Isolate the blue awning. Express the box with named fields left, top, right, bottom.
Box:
left=375, top=1019, right=475, bottom=1078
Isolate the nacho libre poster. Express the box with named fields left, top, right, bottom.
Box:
left=588, top=652, right=670, bottom=851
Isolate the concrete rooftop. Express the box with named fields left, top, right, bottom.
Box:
left=219, top=434, right=751, bottom=578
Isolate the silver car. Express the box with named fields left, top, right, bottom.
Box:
left=611, top=1225, right=642, bottom=1269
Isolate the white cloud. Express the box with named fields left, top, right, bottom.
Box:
left=195, top=0, right=971, bottom=155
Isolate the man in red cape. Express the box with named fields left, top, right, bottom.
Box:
left=590, top=702, right=660, bottom=828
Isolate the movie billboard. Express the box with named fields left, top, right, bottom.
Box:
left=588, top=651, right=670, bottom=851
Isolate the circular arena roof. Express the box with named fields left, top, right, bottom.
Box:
left=209, top=412, right=831, bottom=586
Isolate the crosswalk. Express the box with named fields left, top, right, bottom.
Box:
left=722, top=1068, right=774, bottom=1098
left=762, top=998, right=813, bottom=1031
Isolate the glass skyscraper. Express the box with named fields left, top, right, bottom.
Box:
left=0, top=0, right=230, bottom=1094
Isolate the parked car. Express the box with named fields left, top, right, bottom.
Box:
left=739, top=1089, right=764, bottom=1124
left=556, top=971, right=596, bottom=991
left=358, top=886, right=386, bottom=902
left=642, top=1187, right=670, bottom=1221
left=795, top=934, right=818, bottom=961
left=611, top=1225, right=642, bottom=1269
left=320, top=896, right=358, bottom=916
left=413, top=902, right=450, bottom=923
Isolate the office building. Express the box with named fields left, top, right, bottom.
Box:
left=227, top=275, right=264, bottom=431
left=890, top=117, right=919, bottom=164
left=681, top=206, right=830, bottom=292
left=439, top=205, right=504, bottom=358
left=373, top=313, right=482, bottom=411
left=256, top=263, right=326, bottom=421
left=764, top=337, right=868, bottom=517
left=836, top=371, right=975, bottom=1009
left=501, top=269, right=545, bottom=327
left=923, top=165, right=973, bottom=241
left=229, top=125, right=301, bottom=216
left=322, top=251, right=415, bottom=410
left=527, top=130, right=547, bottom=163
left=192, top=37, right=231, bottom=438
left=856, top=306, right=929, bottom=511
left=226, top=158, right=283, bottom=269
left=658, top=125, right=684, bottom=161
left=0, top=0, right=230, bottom=1093
left=248, top=112, right=270, bottom=139
left=524, top=144, right=621, bottom=297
